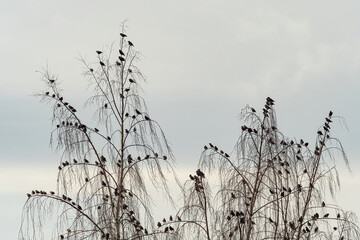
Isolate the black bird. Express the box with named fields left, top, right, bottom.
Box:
left=231, top=192, right=236, bottom=199
left=100, top=61, right=105, bottom=66
left=169, top=226, right=174, bottom=231
left=27, top=193, right=31, bottom=198
left=204, top=145, right=208, bottom=150
left=163, top=156, right=167, bottom=160
left=323, top=213, right=329, bottom=218
left=96, top=50, right=102, bottom=54
left=120, top=33, right=127, bottom=38
left=90, top=68, right=94, bottom=72
left=94, top=128, right=99, bottom=132
left=135, top=109, right=142, bottom=115
left=251, top=107, right=256, bottom=113
left=144, top=115, right=150, bottom=121
left=119, top=56, right=125, bottom=62
left=225, top=153, right=230, bottom=158
left=322, top=201, right=326, bottom=207
left=337, top=213, right=341, bottom=219
left=169, top=215, right=173, bottom=221
left=45, top=92, right=49, bottom=95
left=128, top=41, right=134, bottom=47
left=119, top=49, right=125, bottom=55
left=177, top=216, right=182, bottom=221
left=317, top=131, right=323, bottom=135
left=129, top=78, right=135, bottom=83
left=196, top=169, right=205, bottom=178
left=162, top=218, right=166, bottom=223
left=164, top=227, right=169, bottom=233
left=329, top=111, right=333, bottom=117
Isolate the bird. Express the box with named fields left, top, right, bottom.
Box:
left=196, top=169, right=205, bottom=178
left=323, top=213, right=329, bottom=218
left=135, top=109, right=142, bottom=115
left=90, top=68, right=94, bottom=72
left=329, top=111, right=333, bottom=117
left=100, top=61, right=105, bottom=66
left=129, top=78, right=135, bottom=83
left=27, top=193, right=31, bottom=198
left=156, top=222, right=161, bottom=228
left=119, top=56, right=125, bottom=62
left=120, top=33, right=127, bottom=38
left=251, top=107, right=256, bottom=113
left=177, top=216, right=182, bottom=221
left=119, top=49, right=125, bottom=55
left=45, top=92, right=49, bottom=95
left=96, top=50, right=102, bottom=54
left=225, top=153, right=230, bottom=158
left=337, top=213, right=341, bottom=219
left=144, top=116, right=150, bottom=121
left=163, top=156, right=167, bottom=160
left=104, top=103, right=108, bottom=108
left=322, top=201, right=326, bottom=207
left=128, top=41, right=134, bottom=47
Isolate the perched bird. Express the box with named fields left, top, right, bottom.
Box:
left=144, top=115, right=150, bottom=121
left=45, top=92, right=49, bottom=95
left=119, top=56, right=125, bottom=62
left=162, top=218, right=166, bottom=223
left=196, top=169, right=205, bottom=178
left=119, top=49, right=125, bottom=55
left=157, top=222, right=162, bottom=227
left=169, top=215, right=173, bottom=221
left=120, top=33, right=127, bottom=38
left=96, top=50, right=102, bottom=54
left=100, top=61, right=105, bottom=66
left=94, top=128, right=99, bottom=132
left=322, top=201, right=326, bottom=207
left=135, top=109, right=142, bottom=115
left=27, top=193, right=31, bottom=198
left=251, top=107, right=256, bottom=113
left=337, top=213, right=341, bottom=219
left=323, top=213, right=329, bottom=218
left=177, top=216, right=182, bottom=221
left=225, top=153, right=230, bottom=158
left=329, top=111, right=333, bottom=117
left=128, top=41, right=134, bottom=47
left=129, top=78, right=135, bottom=83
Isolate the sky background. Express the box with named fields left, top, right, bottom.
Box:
left=1, top=1, right=360, bottom=239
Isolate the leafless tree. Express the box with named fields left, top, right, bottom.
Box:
left=19, top=32, right=178, bottom=240
left=176, top=98, right=360, bottom=240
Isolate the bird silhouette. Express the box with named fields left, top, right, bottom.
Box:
left=144, top=116, right=150, bottom=121
left=96, top=51, right=102, bottom=54
left=128, top=41, right=134, bottom=47
left=100, top=61, right=105, bottom=66
left=196, top=169, right=205, bottom=178
left=120, top=33, right=127, bottom=38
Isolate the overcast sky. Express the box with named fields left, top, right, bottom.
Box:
left=1, top=1, right=359, bottom=239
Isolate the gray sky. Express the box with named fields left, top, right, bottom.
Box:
left=1, top=1, right=360, bottom=238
